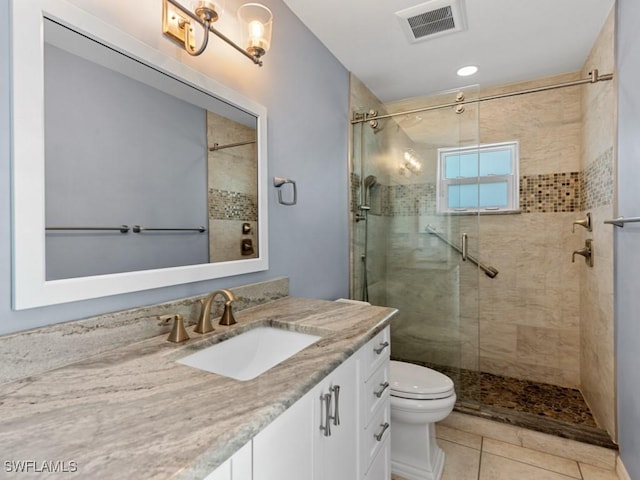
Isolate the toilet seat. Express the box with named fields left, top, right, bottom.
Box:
left=390, top=360, right=455, bottom=400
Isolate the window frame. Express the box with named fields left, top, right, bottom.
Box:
left=436, top=141, right=520, bottom=214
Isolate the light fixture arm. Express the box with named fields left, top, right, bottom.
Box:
left=165, top=0, right=263, bottom=66
left=183, top=19, right=212, bottom=56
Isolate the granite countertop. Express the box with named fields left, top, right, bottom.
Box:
left=0, top=297, right=397, bottom=479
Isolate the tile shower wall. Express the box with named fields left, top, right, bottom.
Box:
left=475, top=73, right=583, bottom=388
left=579, top=10, right=616, bottom=440
left=376, top=75, right=584, bottom=387
left=350, top=9, right=615, bottom=416
left=206, top=111, right=258, bottom=262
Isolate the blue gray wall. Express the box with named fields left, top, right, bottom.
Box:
left=0, top=0, right=350, bottom=334
left=615, top=0, right=640, bottom=474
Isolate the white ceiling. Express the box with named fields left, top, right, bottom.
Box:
left=281, top=0, right=616, bottom=102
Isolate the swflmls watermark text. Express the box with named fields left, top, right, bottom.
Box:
left=4, top=460, right=78, bottom=474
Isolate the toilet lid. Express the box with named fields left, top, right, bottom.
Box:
left=390, top=361, right=455, bottom=400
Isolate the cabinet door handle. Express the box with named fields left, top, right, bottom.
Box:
left=330, top=385, right=341, bottom=426
left=374, top=382, right=389, bottom=398
left=374, top=341, right=389, bottom=355
left=374, top=422, right=390, bottom=442
left=320, top=393, right=332, bottom=437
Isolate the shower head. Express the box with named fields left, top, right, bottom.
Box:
left=364, top=175, right=378, bottom=189
left=362, top=175, right=378, bottom=209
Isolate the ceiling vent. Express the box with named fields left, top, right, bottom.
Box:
left=396, top=0, right=467, bottom=44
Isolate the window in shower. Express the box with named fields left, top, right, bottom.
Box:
left=437, top=141, right=519, bottom=213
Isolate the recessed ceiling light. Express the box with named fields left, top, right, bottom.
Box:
left=457, top=65, right=478, bottom=77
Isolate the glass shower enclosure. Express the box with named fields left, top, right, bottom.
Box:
left=350, top=86, right=483, bottom=406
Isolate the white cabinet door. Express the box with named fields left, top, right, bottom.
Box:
left=314, top=355, right=359, bottom=480
left=203, top=441, right=252, bottom=480
left=203, top=460, right=230, bottom=480
left=253, top=387, right=315, bottom=480
left=230, top=442, right=252, bottom=480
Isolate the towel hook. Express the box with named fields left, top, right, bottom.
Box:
left=273, top=176, right=297, bottom=206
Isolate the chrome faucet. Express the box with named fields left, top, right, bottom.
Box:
left=572, top=239, right=594, bottom=267
left=195, top=289, right=238, bottom=334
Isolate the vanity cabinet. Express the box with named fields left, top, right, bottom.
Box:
left=253, top=387, right=315, bottom=480
left=253, top=355, right=358, bottom=480
left=313, top=355, right=359, bottom=480
left=208, top=326, right=390, bottom=480
left=360, top=327, right=392, bottom=479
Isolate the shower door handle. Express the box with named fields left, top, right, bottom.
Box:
left=461, top=233, right=468, bottom=262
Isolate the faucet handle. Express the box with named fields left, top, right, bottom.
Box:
left=572, top=239, right=594, bottom=267
left=159, top=314, right=190, bottom=343
left=219, top=301, right=237, bottom=326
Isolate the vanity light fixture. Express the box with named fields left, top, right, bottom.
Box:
left=402, top=149, right=423, bottom=175
left=162, top=0, right=273, bottom=66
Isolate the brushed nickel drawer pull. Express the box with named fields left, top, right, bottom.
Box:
left=374, top=341, right=389, bottom=354
left=374, top=422, right=390, bottom=442
left=374, top=382, right=389, bottom=398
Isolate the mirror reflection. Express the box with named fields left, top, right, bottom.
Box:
left=43, top=19, right=258, bottom=281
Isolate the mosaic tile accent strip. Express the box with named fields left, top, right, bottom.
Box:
left=519, top=172, right=581, bottom=213
left=350, top=172, right=361, bottom=213
left=379, top=183, right=437, bottom=217
left=351, top=168, right=603, bottom=217
left=582, top=147, right=614, bottom=209
left=208, top=188, right=257, bottom=221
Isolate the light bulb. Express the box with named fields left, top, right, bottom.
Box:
left=249, top=20, right=265, bottom=40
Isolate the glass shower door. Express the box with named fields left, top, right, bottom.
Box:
left=351, top=86, right=481, bottom=407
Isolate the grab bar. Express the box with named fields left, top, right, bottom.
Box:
left=209, top=140, right=256, bottom=151
left=132, top=226, right=207, bottom=233
left=425, top=225, right=499, bottom=279
left=46, top=225, right=130, bottom=233
left=46, top=225, right=207, bottom=233
left=604, top=216, right=640, bottom=227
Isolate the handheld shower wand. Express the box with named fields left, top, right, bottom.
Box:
left=362, top=175, right=378, bottom=210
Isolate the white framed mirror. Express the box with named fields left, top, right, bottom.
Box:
left=10, top=0, right=269, bottom=309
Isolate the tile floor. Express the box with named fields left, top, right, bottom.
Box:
left=391, top=357, right=614, bottom=447
left=391, top=422, right=621, bottom=480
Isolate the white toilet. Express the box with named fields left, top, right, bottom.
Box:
left=390, top=360, right=457, bottom=480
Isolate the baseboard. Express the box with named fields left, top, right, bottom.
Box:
left=617, top=456, right=631, bottom=480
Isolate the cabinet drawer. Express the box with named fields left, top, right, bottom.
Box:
left=362, top=363, right=390, bottom=426
left=361, top=404, right=390, bottom=473
left=363, top=436, right=390, bottom=480
left=362, top=327, right=390, bottom=380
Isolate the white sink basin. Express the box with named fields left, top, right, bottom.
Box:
left=177, top=326, right=321, bottom=381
